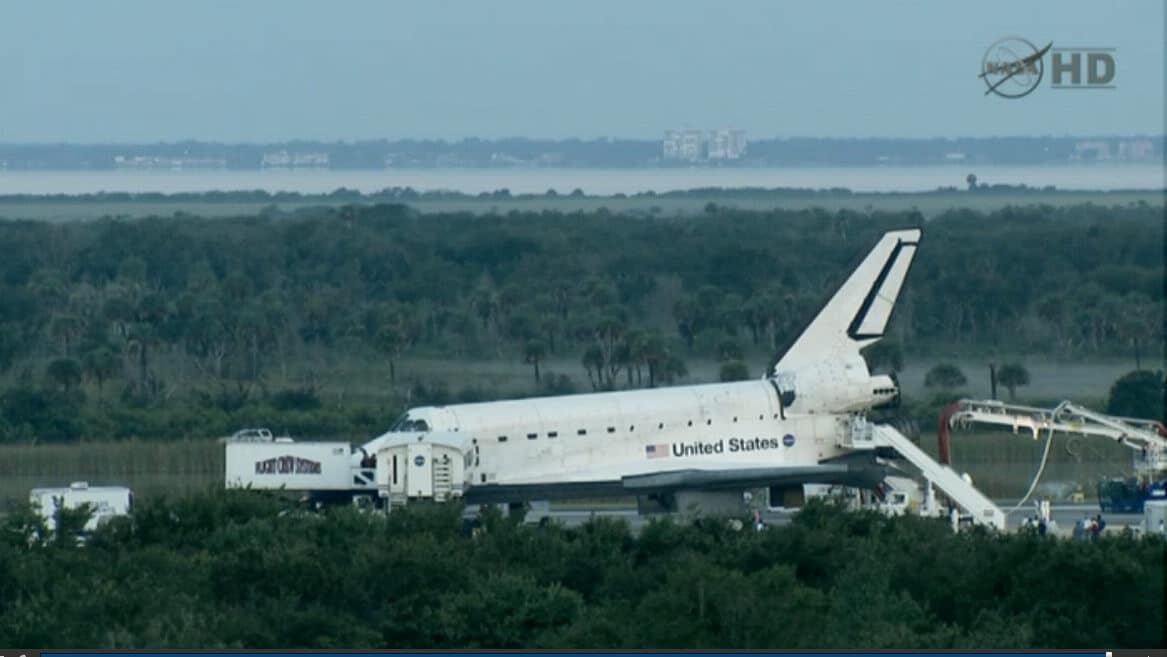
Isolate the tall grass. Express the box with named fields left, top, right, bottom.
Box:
left=0, top=439, right=222, bottom=506
left=918, top=430, right=1136, bottom=498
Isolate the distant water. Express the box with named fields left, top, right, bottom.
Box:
left=0, top=163, right=1162, bottom=196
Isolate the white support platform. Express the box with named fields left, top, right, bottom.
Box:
left=949, top=399, right=1167, bottom=474
left=872, top=424, right=1006, bottom=530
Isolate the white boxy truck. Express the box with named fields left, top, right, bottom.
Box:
left=225, top=440, right=371, bottom=493
left=223, top=431, right=466, bottom=507
left=29, top=481, right=133, bottom=532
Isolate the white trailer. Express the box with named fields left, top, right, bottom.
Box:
left=1144, top=499, right=1167, bottom=535
left=373, top=432, right=473, bottom=507
left=29, top=481, right=133, bottom=532
left=225, top=440, right=371, bottom=491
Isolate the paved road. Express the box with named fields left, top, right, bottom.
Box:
left=1020, top=504, right=1143, bottom=536
left=520, top=502, right=1146, bottom=535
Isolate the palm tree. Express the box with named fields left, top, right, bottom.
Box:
left=997, top=363, right=1031, bottom=400
left=49, top=314, right=82, bottom=357
left=375, top=325, right=404, bottom=384
left=660, top=355, right=688, bottom=385
left=641, top=331, right=668, bottom=388
left=581, top=344, right=604, bottom=390
left=83, top=347, right=121, bottom=405
left=924, top=363, right=967, bottom=390
left=619, top=328, right=647, bottom=387
left=46, top=358, right=82, bottom=392
left=1116, top=295, right=1153, bottom=370
left=524, top=339, right=545, bottom=385
left=473, top=290, right=495, bottom=330
left=124, top=324, right=158, bottom=399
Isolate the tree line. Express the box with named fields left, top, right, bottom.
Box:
left=0, top=493, right=1161, bottom=648
left=0, top=201, right=1161, bottom=442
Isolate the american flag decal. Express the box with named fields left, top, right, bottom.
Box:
left=645, top=443, right=670, bottom=459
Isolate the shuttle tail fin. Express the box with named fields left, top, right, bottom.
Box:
left=770, top=228, right=921, bottom=376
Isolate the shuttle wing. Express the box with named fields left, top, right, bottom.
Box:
left=621, top=463, right=879, bottom=491
left=463, top=457, right=887, bottom=505
left=771, top=228, right=921, bottom=375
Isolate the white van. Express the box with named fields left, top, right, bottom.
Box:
left=29, top=481, right=133, bottom=532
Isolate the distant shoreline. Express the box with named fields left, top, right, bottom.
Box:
left=0, top=162, right=1163, bottom=198
left=0, top=135, right=1161, bottom=172
left=1, top=160, right=1163, bottom=171
left=0, top=183, right=1160, bottom=223
left=1, top=182, right=1164, bottom=203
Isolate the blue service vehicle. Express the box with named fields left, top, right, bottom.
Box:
left=1096, top=477, right=1167, bottom=514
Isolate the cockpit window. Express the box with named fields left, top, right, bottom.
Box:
left=389, top=413, right=409, bottom=431
left=389, top=414, right=429, bottom=432
left=778, top=386, right=796, bottom=407
left=774, top=373, right=796, bottom=407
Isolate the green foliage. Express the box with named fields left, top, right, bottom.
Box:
left=269, top=387, right=322, bottom=411
left=716, top=337, right=744, bottom=361
left=719, top=359, right=750, bottom=382
left=49, top=502, right=94, bottom=547
left=1106, top=370, right=1165, bottom=420
left=523, top=339, right=546, bottom=384
left=0, top=203, right=1161, bottom=441
left=0, top=495, right=1161, bottom=648
left=0, top=323, right=20, bottom=372
left=46, top=358, right=82, bottom=392
left=537, top=372, right=577, bottom=396
left=997, top=363, right=1031, bottom=400
left=81, top=347, right=121, bottom=402
left=0, top=384, right=385, bottom=443
left=863, top=340, right=904, bottom=375
left=924, top=363, right=968, bottom=390
left=0, top=387, right=84, bottom=442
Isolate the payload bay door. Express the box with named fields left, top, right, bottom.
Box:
left=408, top=442, right=434, bottom=498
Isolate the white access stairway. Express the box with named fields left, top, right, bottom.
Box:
left=872, top=424, right=1006, bottom=530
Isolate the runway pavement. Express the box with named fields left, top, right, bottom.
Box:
left=522, top=501, right=1148, bottom=535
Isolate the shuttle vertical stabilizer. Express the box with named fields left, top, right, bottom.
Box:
left=771, top=228, right=921, bottom=375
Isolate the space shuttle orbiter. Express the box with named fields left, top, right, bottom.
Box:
left=356, top=228, right=922, bottom=510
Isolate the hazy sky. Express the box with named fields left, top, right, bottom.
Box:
left=2, top=1, right=1163, bottom=142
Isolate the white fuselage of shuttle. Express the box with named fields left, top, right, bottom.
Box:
left=361, top=367, right=894, bottom=492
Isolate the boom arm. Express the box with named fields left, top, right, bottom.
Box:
left=941, top=399, right=1167, bottom=474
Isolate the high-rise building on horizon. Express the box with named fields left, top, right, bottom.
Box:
left=663, top=128, right=746, bottom=162
left=663, top=129, right=708, bottom=162
left=707, top=129, right=747, bottom=160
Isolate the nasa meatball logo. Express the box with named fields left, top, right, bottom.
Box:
left=413, top=455, right=426, bottom=467
left=782, top=434, right=796, bottom=447
left=980, top=37, right=1048, bottom=98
